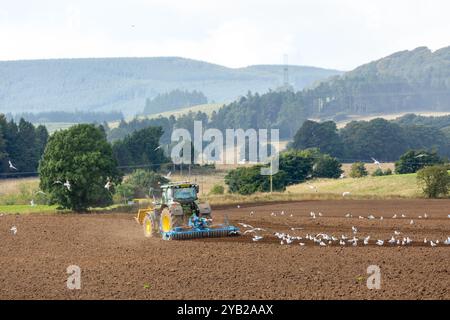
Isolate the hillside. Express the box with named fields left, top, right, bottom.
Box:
left=0, top=57, right=342, bottom=116
left=308, top=46, right=450, bottom=117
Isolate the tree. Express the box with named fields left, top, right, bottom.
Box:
left=349, top=162, right=368, bottom=178
left=39, top=124, right=122, bottom=212
left=118, top=169, right=169, bottom=199
left=112, top=126, right=168, bottom=170
left=416, top=166, right=449, bottom=198
left=395, top=150, right=443, bottom=174
left=292, top=120, right=343, bottom=157
left=313, top=154, right=343, bottom=178
left=279, top=150, right=314, bottom=185
left=225, top=165, right=287, bottom=195
left=209, top=184, right=225, bottom=195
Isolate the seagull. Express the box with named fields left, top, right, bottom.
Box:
left=299, top=242, right=306, bottom=246
left=368, top=215, right=375, bottom=220
left=447, top=215, right=450, bottom=219
left=388, top=236, right=396, bottom=244
left=238, top=223, right=253, bottom=229
left=401, top=214, right=407, bottom=218
left=430, top=241, right=437, bottom=247
left=319, top=241, right=327, bottom=247
left=392, top=214, right=397, bottom=219
left=104, top=179, right=112, bottom=190
left=371, top=157, right=381, bottom=168
left=424, top=238, right=427, bottom=244
left=363, top=236, right=370, bottom=245
left=376, top=240, right=384, bottom=246
left=342, top=191, right=351, bottom=197
left=352, top=226, right=358, bottom=234
left=281, top=211, right=285, bottom=215
left=318, top=212, right=323, bottom=217
left=63, top=180, right=71, bottom=191
left=165, top=171, right=172, bottom=179
left=339, top=240, right=346, bottom=246
left=444, top=237, right=450, bottom=245
left=244, top=228, right=266, bottom=234
left=424, top=213, right=428, bottom=219
left=252, top=235, right=263, bottom=242
left=410, top=219, right=414, bottom=225
left=345, top=213, right=352, bottom=218
left=30, top=199, right=35, bottom=207
left=339, top=173, right=345, bottom=179
left=10, top=226, right=17, bottom=235
left=394, top=231, right=401, bottom=236
left=154, top=145, right=163, bottom=151
left=8, top=160, right=18, bottom=170
left=250, top=211, right=254, bottom=216
left=270, top=212, right=276, bottom=217
left=359, top=216, right=364, bottom=219
left=415, top=153, right=426, bottom=158
left=380, top=216, right=384, bottom=220
left=237, top=205, right=241, bottom=209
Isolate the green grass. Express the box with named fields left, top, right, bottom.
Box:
left=0, top=205, right=61, bottom=215
left=287, top=173, right=421, bottom=198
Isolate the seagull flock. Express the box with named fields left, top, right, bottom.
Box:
left=237, top=209, right=450, bottom=248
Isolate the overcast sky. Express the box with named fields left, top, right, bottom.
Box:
left=0, top=0, right=449, bottom=70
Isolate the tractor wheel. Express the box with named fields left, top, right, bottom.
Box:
left=143, top=212, right=158, bottom=238
left=160, top=208, right=183, bottom=233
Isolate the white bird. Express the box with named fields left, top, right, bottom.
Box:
left=318, top=212, right=323, bottom=217
left=252, top=235, right=263, bottom=242
left=368, top=215, right=375, bottom=220
left=447, top=215, right=450, bottom=219
left=388, top=236, right=396, bottom=244
left=10, top=226, right=17, bottom=235
left=410, top=219, right=414, bottom=225
left=342, top=191, right=351, bottom=197
left=363, top=236, right=370, bottom=245
left=299, top=242, right=306, bottom=246
left=359, top=216, right=364, bottom=219
left=307, top=184, right=317, bottom=192
left=165, top=171, right=172, bottom=179
left=415, top=153, right=426, bottom=158
left=401, top=214, right=407, bottom=218
left=394, top=231, right=401, bottom=236
left=35, top=190, right=46, bottom=195
left=30, top=199, right=35, bottom=207
left=376, top=240, right=384, bottom=246
left=444, top=237, right=450, bottom=245
left=250, top=211, right=254, bottom=216
left=392, top=214, right=397, bottom=219
left=424, top=213, right=428, bottom=219
left=380, top=216, right=384, bottom=220
left=244, top=227, right=266, bottom=234
left=352, top=226, right=358, bottom=234
left=8, top=160, right=17, bottom=170
left=339, top=240, right=346, bottom=246
left=345, top=213, right=352, bottom=218
left=104, top=179, right=112, bottom=190
left=270, top=212, right=276, bottom=217
left=281, top=211, right=285, bottom=215
left=238, top=223, right=253, bottom=229
left=339, top=173, right=345, bottom=179
left=424, top=238, right=427, bottom=244
left=154, top=145, right=163, bottom=151
left=430, top=241, right=437, bottom=247
left=63, top=179, right=71, bottom=191
left=371, top=157, right=381, bottom=168
left=237, top=205, right=241, bottom=209
left=319, top=241, right=327, bottom=247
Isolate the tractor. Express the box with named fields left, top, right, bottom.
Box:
left=135, top=182, right=239, bottom=240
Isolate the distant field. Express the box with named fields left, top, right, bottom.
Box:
left=334, top=111, right=450, bottom=128
left=108, top=103, right=224, bottom=129
left=36, top=122, right=75, bottom=134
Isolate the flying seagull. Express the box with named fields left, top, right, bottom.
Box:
left=154, top=145, right=163, bottom=151
left=342, top=191, right=351, bottom=197
left=371, top=157, right=381, bottom=168
left=104, top=178, right=112, bottom=190
left=63, top=180, right=71, bottom=191
left=8, top=160, right=17, bottom=170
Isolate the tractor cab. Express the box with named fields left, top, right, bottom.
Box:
left=161, top=183, right=199, bottom=204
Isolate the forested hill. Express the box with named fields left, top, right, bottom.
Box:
left=0, top=57, right=341, bottom=116
left=206, top=46, right=450, bottom=138
left=307, top=46, right=450, bottom=117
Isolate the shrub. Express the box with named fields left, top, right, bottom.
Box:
left=384, top=168, right=393, bottom=175
left=416, top=165, right=450, bottom=198
left=395, top=150, right=443, bottom=174
left=372, top=168, right=384, bottom=176
left=118, top=169, right=169, bottom=200
left=349, top=162, right=368, bottom=178
left=209, top=184, right=225, bottom=195
left=313, top=154, right=343, bottom=179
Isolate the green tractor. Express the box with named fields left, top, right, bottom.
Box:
left=135, top=182, right=239, bottom=240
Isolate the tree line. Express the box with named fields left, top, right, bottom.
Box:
left=0, top=114, right=49, bottom=175
left=291, top=118, right=450, bottom=161
left=5, top=110, right=124, bottom=124
left=143, top=89, right=208, bottom=115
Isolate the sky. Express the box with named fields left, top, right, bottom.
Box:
left=0, top=0, right=449, bottom=70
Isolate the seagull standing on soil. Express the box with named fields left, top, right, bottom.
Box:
left=10, top=226, right=17, bottom=235
left=252, top=235, right=263, bottom=242
left=376, top=240, right=384, bottom=246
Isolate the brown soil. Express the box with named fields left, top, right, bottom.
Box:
left=0, top=199, right=449, bottom=300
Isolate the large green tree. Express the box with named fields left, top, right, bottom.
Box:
left=39, top=124, right=122, bottom=211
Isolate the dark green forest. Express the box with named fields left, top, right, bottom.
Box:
left=143, top=89, right=208, bottom=115
left=0, top=115, right=49, bottom=175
